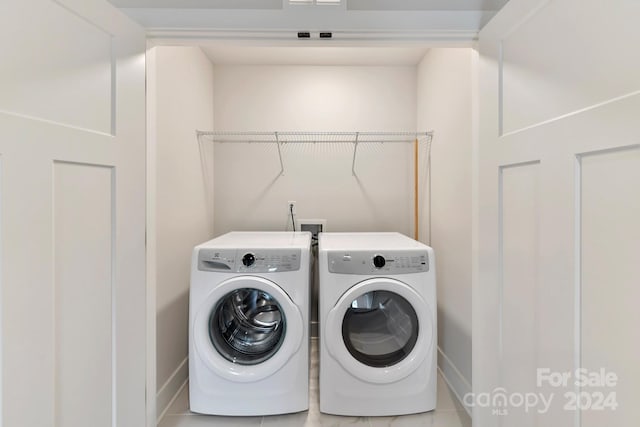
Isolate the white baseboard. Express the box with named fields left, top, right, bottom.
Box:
left=437, top=347, right=472, bottom=417
left=156, top=357, right=189, bottom=423
left=154, top=351, right=471, bottom=421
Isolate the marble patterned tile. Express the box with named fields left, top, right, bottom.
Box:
left=435, top=375, right=459, bottom=413
left=309, top=385, right=320, bottom=410
left=158, top=414, right=262, bottom=427
left=368, top=412, right=434, bottom=427
left=308, top=413, right=370, bottom=427
left=262, top=412, right=369, bottom=427
left=160, top=340, right=471, bottom=427
left=432, top=411, right=471, bottom=427
left=262, top=411, right=312, bottom=427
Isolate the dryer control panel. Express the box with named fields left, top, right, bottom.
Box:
left=198, top=248, right=301, bottom=273
left=328, top=251, right=429, bottom=275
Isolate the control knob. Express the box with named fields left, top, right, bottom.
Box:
left=242, top=253, right=256, bottom=267
left=373, top=255, right=386, bottom=268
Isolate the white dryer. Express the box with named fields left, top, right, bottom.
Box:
left=189, top=231, right=311, bottom=416
left=318, top=232, right=436, bottom=416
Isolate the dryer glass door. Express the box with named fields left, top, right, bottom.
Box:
left=209, top=288, right=286, bottom=365
left=342, top=290, right=419, bottom=368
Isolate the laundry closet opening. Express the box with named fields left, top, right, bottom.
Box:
left=147, top=41, right=475, bottom=419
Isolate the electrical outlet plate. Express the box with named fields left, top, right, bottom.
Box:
left=287, top=200, right=297, bottom=215
left=299, top=219, right=327, bottom=236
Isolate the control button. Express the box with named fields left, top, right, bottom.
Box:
left=242, top=253, right=256, bottom=267
left=373, top=255, right=386, bottom=268
left=343, top=255, right=352, bottom=261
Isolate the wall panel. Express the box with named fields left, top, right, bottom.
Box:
left=0, top=1, right=113, bottom=133
left=54, top=161, right=114, bottom=427
left=500, top=0, right=640, bottom=135
left=580, top=146, right=640, bottom=426
left=500, top=161, right=540, bottom=426
left=478, top=0, right=640, bottom=425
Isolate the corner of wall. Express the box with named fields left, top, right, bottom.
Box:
left=145, top=45, right=158, bottom=427
left=438, top=347, right=472, bottom=417
left=156, top=358, right=189, bottom=424
left=469, top=46, right=480, bottom=423
left=152, top=45, right=216, bottom=422
left=416, top=47, right=474, bottom=416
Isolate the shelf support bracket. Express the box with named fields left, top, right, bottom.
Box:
left=275, top=131, right=285, bottom=176
left=351, top=132, right=360, bottom=176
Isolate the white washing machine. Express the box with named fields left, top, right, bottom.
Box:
left=189, top=231, right=311, bottom=416
left=318, top=232, right=437, bottom=416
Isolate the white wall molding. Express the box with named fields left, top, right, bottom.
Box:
left=156, top=357, right=188, bottom=422
left=438, top=347, right=472, bottom=416
left=146, top=28, right=479, bottom=45
left=117, top=7, right=494, bottom=40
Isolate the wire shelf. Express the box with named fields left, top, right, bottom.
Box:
left=196, top=130, right=433, bottom=175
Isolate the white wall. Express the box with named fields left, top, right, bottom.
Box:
left=148, top=46, right=215, bottom=419
left=212, top=65, right=418, bottom=235
left=476, top=1, right=640, bottom=425
left=416, top=48, right=475, bottom=410
left=152, top=56, right=474, bottom=417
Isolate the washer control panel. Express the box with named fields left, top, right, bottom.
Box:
left=198, top=248, right=301, bottom=273
left=328, top=251, right=429, bottom=275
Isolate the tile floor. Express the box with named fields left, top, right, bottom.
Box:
left=159, top=340, right=471, bottom=427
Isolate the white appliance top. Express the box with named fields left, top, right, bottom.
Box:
left=196, top=231, right=311, bottom=250
left=319, top=232, right=428, bottom=251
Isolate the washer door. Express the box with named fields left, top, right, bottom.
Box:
left=325, top=278, right=433, bottom=384
left=194, top=276, right=303, bottom=383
